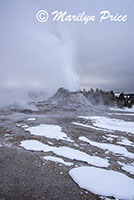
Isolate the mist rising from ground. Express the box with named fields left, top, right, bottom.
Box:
left=0, top=0, right=80, bottom=107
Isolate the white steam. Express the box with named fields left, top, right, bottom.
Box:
left=0, top=31, right=80, bottom=107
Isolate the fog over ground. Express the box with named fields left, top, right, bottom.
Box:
left=0, top=0, right=134, bottom=106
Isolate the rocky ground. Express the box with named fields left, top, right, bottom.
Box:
left=0, top=89, right=134, bottom=200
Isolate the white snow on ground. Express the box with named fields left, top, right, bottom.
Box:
left=27, top=118, right=36, bottom=121
left=20, top=140, right=53, bottom=152
left=69, top=166, right=134, bottom=200
left=53, top=147, right=109, bottom=167
left=108, top=112, right=134, bottom=116
left=118, top=161, right=134, bottom=175
left=25, top=124, right=73, bottom=142
left=47, top=141, right=53, bottom=145
left=16, top=123, right=21, bottom=127
left=117, top=138, right=134, bottom=147
left=77, top=116, right=90, bottom=120
left=71, top=122, right=107, bottom=131
left=109, top=106, right=134, bottom=113
left=21, top=124, right=29, bottom=128
left=79, top=136, right=134, bottom=159
left=102, top=134, right=118, bottom=142
left=103, top=134, right=134, bottom=147
left=106, top=134, right=118, bottom=138
left=81, top=116, right=134, bottom=134
left=43, top=156, right=73, bottom=166
left=5, top=134, right=10, bottom=137
left=16, top=123, right=29, bottom=128
left=20, top=140, right=109, bottom=167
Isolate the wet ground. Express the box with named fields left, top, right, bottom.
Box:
left=0, top=104, right=134, bottom=200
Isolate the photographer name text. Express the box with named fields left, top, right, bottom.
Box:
left=36, top=10, right=128, bottom=24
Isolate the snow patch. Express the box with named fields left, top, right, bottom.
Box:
left=20, top=140, right=109, bottom=167
left=103, top=136, right=114, bottom=142
left=69, top=166, right=134, bottom=200
left=20, top=140, right=53, bottom=152
left=27, top=118, right=36, bottom=121
left=43, top=156, right=73, bottom=166
left=108, top=113, right=134, bottom=116
left=53, top=146, right=109, bottom=167
left=79, top=136, right=134, bottom=159
left=109, top=106, right=134, bottom=113
left=106, top=134, right=118, bottom=138
left=72, top=122, right=106, bottom=131
left=87, top=116, right=134, bottom=134
left=118, top=161, right=134, bottom=175
left=25, top=124, right=73, bottom=142
left=117, top=138, right=134, bottom=147
left=16, top=123, right=29, bottom=128
left=47, top=141, right=53, bottom=145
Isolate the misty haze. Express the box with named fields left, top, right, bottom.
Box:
left=0, top=0, right=134, bottom=200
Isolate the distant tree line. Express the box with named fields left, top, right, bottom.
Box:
left=82, top=88, right=134, bottom=108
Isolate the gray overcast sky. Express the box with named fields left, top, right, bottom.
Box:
left=0, top=0, right=134, bottom=105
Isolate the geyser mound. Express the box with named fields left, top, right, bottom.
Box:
left=50, top=88, right=92, bottom=108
